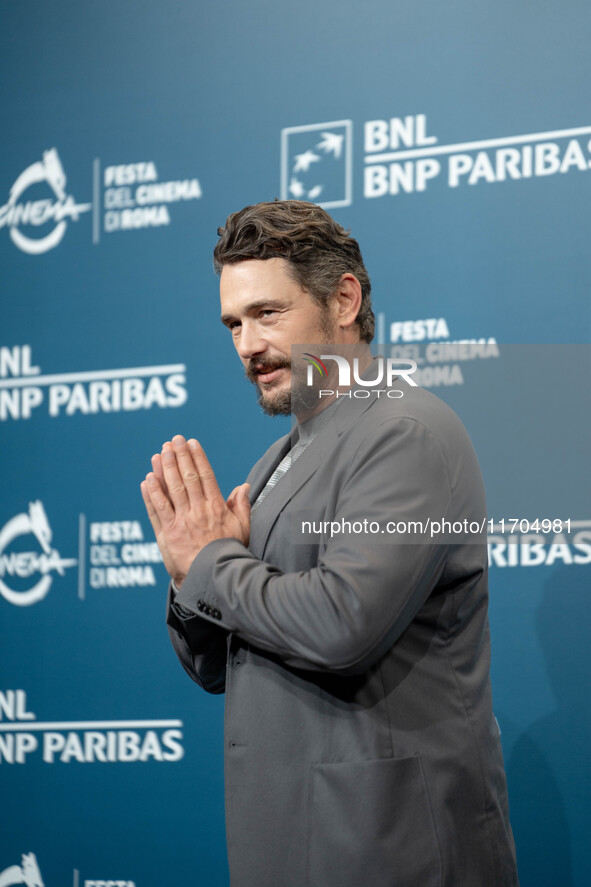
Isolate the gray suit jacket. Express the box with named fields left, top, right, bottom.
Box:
left=167, top=379, right=519, bottom=887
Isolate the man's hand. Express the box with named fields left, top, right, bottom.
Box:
left=140, top=435, right=250, bottom=587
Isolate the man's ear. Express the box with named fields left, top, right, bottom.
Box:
left=332, top=273, right=363, bottom=334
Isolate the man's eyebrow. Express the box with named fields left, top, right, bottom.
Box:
left=220, top=299, right=288, bottom=326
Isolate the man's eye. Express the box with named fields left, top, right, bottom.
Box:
left=260, top=309, right=275, bottom=318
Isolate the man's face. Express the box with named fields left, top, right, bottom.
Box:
left=220, top=258, right=338, bottom=415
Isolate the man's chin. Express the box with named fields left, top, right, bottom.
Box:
left=257, top=386, right=292, bottom=416
left=256, top=380, right=321, bottom=417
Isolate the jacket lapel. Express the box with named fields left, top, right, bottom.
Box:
left=248, top=417, right=338, bottom=560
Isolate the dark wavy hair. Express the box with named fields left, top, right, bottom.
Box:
left=213, top=200, right=374, bottom=343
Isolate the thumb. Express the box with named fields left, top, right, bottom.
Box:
left=234, top=483, right=251, bottom=526
left=226, top=483, right=244, bottom=510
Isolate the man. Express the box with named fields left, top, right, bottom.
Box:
left=141, top=201, right=519, bottom=886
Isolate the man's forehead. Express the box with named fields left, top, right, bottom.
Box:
left=220, top=256, right=291, bottom=286
left=219, top=258, right=306, bottom=313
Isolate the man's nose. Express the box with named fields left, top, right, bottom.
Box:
left=236, top=321, right=267, bottom=360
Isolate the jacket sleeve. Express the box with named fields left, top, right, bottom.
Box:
left=173, top=417, right=455, bottom=675
left=166, top=585, right=229, bottom=693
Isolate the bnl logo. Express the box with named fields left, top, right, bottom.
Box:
left=281, top=120, right=352, bottom=208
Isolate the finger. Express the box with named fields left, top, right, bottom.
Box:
left=145, top=469, right=176, bottom=526
left=172, top=435, right=206, bottom=506
left=234, top=484, right=251, bottom=530
left=140, top=480, right=161, bottom=532
left=226, top=483, right=244, bottom=511
left=151, top=452, right=170, bottom=499
left=160, top=441, right=190, bottom=513
left=140, top=475, right=168, bottom=532
left=187, top=439, right=223, bottom=502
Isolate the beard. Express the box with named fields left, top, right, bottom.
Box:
left=245, top=355, right=292, bottom=416
left=246, top=355, right=321, bottom=416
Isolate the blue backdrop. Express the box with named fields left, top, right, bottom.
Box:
left=1, top=2, right=590, bottom=885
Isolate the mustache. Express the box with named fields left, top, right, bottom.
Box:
left=245, top=356, right=291, bottom=384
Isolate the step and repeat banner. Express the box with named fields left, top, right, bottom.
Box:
left=1, top=2, right=589, bottom=886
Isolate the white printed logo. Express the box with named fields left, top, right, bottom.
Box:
left=0, top=853, right=44, bottom=887
left=0, top=689, right=184, bottom=765
left=0, top=344, right=188, bottom=423
left=283, top=114, right=591, bottom=205
left=281, top=120, right=352, bottom=207
left=363, top=114, right=591, bottom=199
left=101, top=160, right=202, bottom=237
left=0, top=502, right=77, bottom=606
left=0, top=149, right=91, bottom=254
left=488, top=519, right=591, bottom=569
